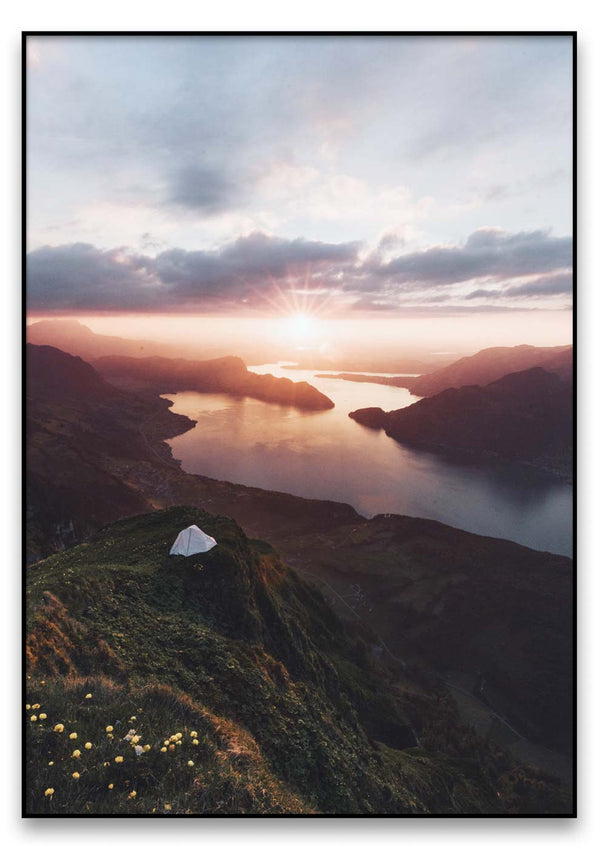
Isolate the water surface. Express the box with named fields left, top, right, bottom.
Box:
left=164, top=363, right=572, bottom=556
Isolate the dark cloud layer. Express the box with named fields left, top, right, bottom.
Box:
left=505, top=270, right=573, bottom=297
left=27, top=233, right=361, bottom=312
left=466, top=271, right=573, bottom=300
left=27, top=228, right=573, bottom=313
left=372, top=228, right=572, bottom=288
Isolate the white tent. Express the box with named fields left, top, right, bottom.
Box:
left=169, top=525, right=217, bottom=556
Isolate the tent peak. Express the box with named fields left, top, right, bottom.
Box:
left=169, top=524, right=217, bottom=557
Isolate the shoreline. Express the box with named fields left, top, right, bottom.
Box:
left=160, top=391, right=573, bottom=557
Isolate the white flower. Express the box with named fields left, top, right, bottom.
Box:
left=134, top=745, right=144, bottom=756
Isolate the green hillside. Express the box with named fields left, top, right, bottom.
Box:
left=25, top=507, right=568, bottom=815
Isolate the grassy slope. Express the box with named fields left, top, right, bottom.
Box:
left=25, top=507, right=569, bottom=816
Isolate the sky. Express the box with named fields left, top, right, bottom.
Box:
left=26, top=34, right=573, bottom=336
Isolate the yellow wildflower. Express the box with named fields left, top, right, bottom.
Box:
left=25, top=704, right=31, bottom=710
left=85, top=693, right=92, bottom=700
left=39, top=713, right=47, bottom=720
left=69, top=732, right=77, bottom=740
left=176, top=740, right=182, bottom=746
left=115, top=756, right=123, bottom=764
left=187, top=760, right=194, bottom=767
left=72, top=772, right=80, bottom=780
left=72, top=750, right=81, bottom=759
left=128, top=790, right=137, bottom=799
left=108, top=783, right=114, bottom=790
left=53, top=723, right=64, bottom=733
left=32, top=703, right=41, bottom=710
left=169, top=734, right=177, bottom=742
left=164, top=804, right=171, bottom=810
left=131, top=735, right=141, bottom=744
left=175, top=732, right=182, bottom=740
left=84, top=742, right=92, bottom=750
left=44, top=788, right=54, bottom=797
left=130, top=715, right=136, bottom=721
left=48, top=761, right=54, bottom=766
left=192, top=739, right=199, bottom=746
left=30, top=715, right=38, bottom=722
left=41, top=681, right=46, bottom=685
left=190, top=731, right=198, bottom=738
left=160, top=747, right=167, bottom=753
left=143, top=744, right=151, bottom=752
left=168, top=744, right=175, bottom=752
left=105, top=725, right=114, bottom=733
left=103, top=762, right=110, bottom=767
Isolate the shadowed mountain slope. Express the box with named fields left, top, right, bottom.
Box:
left=350, top=367, right=572, bottom=476
left=26, top=344, right=195, bottom=561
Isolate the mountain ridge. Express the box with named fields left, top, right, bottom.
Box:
left=94, top=353, right=334, bottom=410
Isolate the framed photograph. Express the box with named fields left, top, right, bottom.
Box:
left=24, top=32, right=574, bottom=817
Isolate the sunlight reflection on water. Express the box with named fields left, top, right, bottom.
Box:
left=164, top=363, right=572, bottom=556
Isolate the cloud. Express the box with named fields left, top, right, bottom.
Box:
left=167, top=165, right=243, bottom=215
left=26, top=243, right=155, bottom=311
left=504, top=271, right=573, bottom=297
left=465, top=288, right=503, bottom=300
left=465, top=271, right=573, bottom=300
left=26, top=233, right=361, bottom=312
left=26, top=227, right=572, bottom=315
left=372, top=228, right=572, bottom=288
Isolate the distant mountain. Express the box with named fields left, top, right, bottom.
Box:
left=95, top=354, right=334, bottom=410
left=350, top=367, right=572, bottom=476
left=409, top=344, right=572, bottom=397
left=311, top=344, right=573, bottom=396
left=26, top=319, right=184, bottom=360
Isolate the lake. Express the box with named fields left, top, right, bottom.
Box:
left=164, top=363, right=572, bottom=556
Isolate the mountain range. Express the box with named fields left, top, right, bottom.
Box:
left=25, top=338, right=573, bottom=814
left=323, top=344, right=572, bottom=397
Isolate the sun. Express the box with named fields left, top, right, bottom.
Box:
left=284, top=312, right=322, bottom=346
left=288, top=312, right=314, bottom=337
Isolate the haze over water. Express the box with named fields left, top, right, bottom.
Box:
left=165, top=363, right=572, bottom=557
